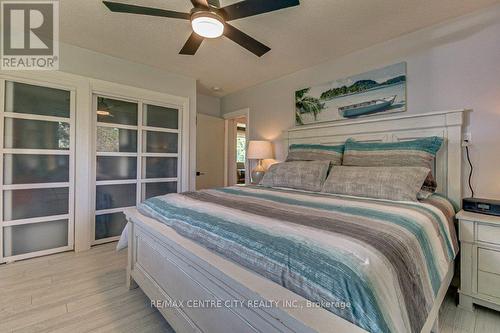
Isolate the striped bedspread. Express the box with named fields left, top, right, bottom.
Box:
left=138, top=186, right=458, bottom=333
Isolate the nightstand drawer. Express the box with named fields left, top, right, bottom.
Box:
left=458, top=210, right=500, bottom=311
left=477, top=223, right=500, bottom=246
left=478, top=271, right=500, bottom=299
left=478, top=248, right=500, bottom=275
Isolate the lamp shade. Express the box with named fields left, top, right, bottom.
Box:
left=247, top=140, right=273, bottom=159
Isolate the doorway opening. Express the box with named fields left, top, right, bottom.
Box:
left=235, top=121, right=247, bottom=185
left=223, top=109, right=249, bottom=187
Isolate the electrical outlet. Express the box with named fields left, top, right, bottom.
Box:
left=462, top=132, right=472, bottom=147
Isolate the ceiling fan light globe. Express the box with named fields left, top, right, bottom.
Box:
left=191, top=13, right=224, bottom=38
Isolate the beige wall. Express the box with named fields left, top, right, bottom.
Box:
left=197, top=93, right=221, bottom=117
left=221, top=5, right=500, bottom=199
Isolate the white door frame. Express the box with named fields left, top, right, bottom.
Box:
left=223, top=108, right=249, bottom=186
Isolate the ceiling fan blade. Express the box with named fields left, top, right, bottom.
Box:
left=207, top=0, right=220, bottom=8
left=190, top=0, right=220, bottom=8
left=103, top=1, right=190, bottom=20
left=190, top=0, right=209, bottom=8
left=223, top=23, right=270, bottom=57
left=179, top=32, right=204, bottom=55
left=219, top=0, right=299, bottom=21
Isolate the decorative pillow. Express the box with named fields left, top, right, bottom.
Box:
left=342, top=137, right=443, bottom=193
left=322, top=166, right=430, bottom=202
left=417, top=189, right=434, bottom=200
left=286, top=143, right=344, bottom=166
left=260, top=160, right=330, bottom=192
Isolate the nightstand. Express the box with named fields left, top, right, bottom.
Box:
left=457, top=210, right=500, bottom=312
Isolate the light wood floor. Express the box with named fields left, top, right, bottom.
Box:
left=1, top=243, right=500, bottom=333
left=0, top=243, right=173, bottom=333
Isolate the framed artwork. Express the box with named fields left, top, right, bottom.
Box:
left=295, top=62, right=407, bottom=126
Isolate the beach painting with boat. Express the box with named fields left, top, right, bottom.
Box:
left=295, top=62, right=407, bottom=125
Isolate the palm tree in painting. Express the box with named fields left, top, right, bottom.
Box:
left=295, top=88, right=325, bottom=125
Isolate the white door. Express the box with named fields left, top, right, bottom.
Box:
left=0, top=80, right=75, bottom=262
left=196, top=114, right=224, bottom=190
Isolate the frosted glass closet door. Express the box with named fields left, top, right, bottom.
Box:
left=93, top=97, right=181, bottom=244
left=1, top=81, right=74, bottom=262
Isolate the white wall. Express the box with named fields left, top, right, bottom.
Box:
left=197, top=93, right=221, bottom=117
left=222, top=5, right=500, bottom=199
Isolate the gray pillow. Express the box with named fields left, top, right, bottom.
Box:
left=260, top=160, right=330, bottom=192
left=322, top=166, right=430, bottom=202
left=286, top=143, right=344, bottom=165
left=342, top=137, right=443, bottom=194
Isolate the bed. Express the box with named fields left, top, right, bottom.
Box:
left=122, top=109, right=468, bottom=333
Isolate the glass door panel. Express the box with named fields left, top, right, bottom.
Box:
left=143, top=104, right=178, bottom=129
left=97, top=97, right=138, bottom=125
left=1, top=80, right=74, bottom=262
left=3, top=154, right=69, bottom=184
left=96, top=127, right=137, bottom=152
left=96, top=184, right=136, bottom=210
left=3, top=187, right=69, bottom=221
left=3, top=219, right=69, bottom=256
left=96, top=156, right=137, bottom=181
left=5, top=81, right=70, bottom=118
left=4, top=118, right=70, bottom=150
left=142, top=131, right=177, bottom=153
left=142, top=157, right=178, bottom=178
left=142, top=181, right=177, bottom=200
left=95, top=213, right=128, bottom=240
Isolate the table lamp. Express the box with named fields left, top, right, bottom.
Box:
left=247, top=140, right=273, bottom=184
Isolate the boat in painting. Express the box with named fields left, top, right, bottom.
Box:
left=338, top=95, right=397, bottom=118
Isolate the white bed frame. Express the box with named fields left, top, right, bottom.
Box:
left=125, top=109, right=468, bottom=333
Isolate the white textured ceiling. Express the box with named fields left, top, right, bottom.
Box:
left=60, top=0, right=499, bottom=96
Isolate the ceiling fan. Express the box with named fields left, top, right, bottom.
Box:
left=102, top=0, right=300, bottom=57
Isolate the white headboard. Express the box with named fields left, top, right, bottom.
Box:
left=283, top=110, right=469, bottom=207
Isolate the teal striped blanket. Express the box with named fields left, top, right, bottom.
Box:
left=138, top=186, right=458, bottom=333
